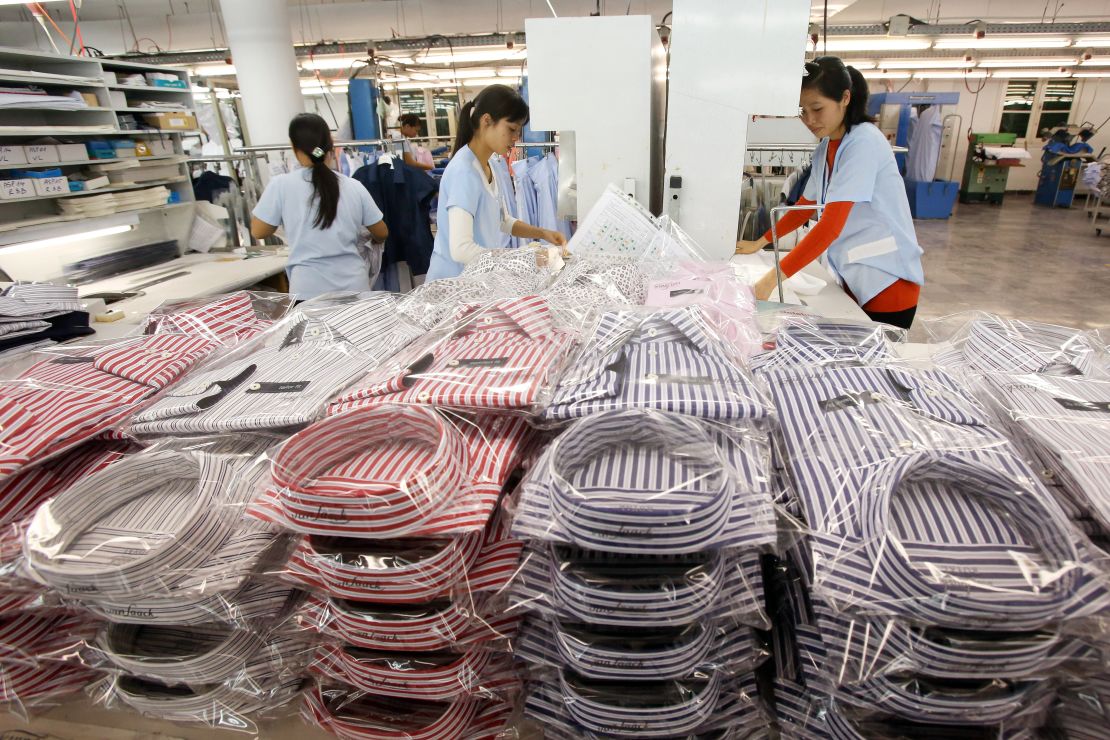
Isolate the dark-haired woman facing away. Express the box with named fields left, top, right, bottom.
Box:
left=251, top=113, right=389, bottom=300
left=425, top=84, right=566, bottom=282
left=736, top=56, right=924, bottom=329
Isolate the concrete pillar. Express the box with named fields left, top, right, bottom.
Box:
left=218, top=0, right=304, bottom=147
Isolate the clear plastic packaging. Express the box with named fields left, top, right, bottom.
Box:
left=302, top=683, right=516, bottom=740
left=140, top=290, right=295, bottom=344
left=762, top=361, right=1110, bottom=628
left=515, top=615, right=769, bottom=682
left=128, top=293, right=423, bottom=436
left=748, top=314, right=904, bottom=372
left=81, top=579, right=302, bottom=628
left=1048, top=676, right=1110, bottom=740
left=974, top=372, right=1110, bottom=553
left=91, top=666, right=305, bottom=733
left=278, top=511, right=520, bottom=604
left=539, top=307, right=770, bottom=423
left=0, top=660, right=103, bottom=717
left=0, top=611, right=99, bottom=667
left=0, top=332, right=223, bottom=480
left=23, top=439, right=290, bottom=607
left=309, top=645, right=520, bottom=701
left=253, top=405, right=534, bottom=539
left=74, top=623, right=316, bottom=689
left=508, top=545, right=769, bottom=630
left=295, top=594, right=518, bottom=653
left=924, top=312, right=1108, bottom=378
left=333, top=296, right=575, bottom=414
left=511, top=410, right=775, bottom=554
left=523, top=671, right=768, bottom=739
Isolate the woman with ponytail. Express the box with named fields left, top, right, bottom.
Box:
left=736, top=56, right=924, bottom=329
left=426, top=84, right=566, bottom=282
left=251, top=113, right=389, bottom=299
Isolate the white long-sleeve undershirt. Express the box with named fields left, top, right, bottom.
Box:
left=447, top=206, right=518, bottom=264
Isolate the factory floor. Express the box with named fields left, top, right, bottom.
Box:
left=911, top=193, right=1110, bottom=340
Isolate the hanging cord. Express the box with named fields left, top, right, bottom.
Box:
left=964, top=71, right=989, bottom=141
left=30, top=4, right=74, bottom=55
left=823, top=0, right=828, bottom=56
left=68, top=0, right=86, bottom=56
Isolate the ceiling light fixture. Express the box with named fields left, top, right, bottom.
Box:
left=934, top=37, right=1071, bottom=50
left=977, top=57, right=1078, bottom=67
left=874, top=58, right=971, bottom=69
left=861, top=70, right=913, bottom=79
left=820, top=38, right=933, bottom=52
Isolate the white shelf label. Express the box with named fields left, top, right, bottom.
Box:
left=0, top=146, right=25, bottom=164
left=25, top=145, right=58, bottom=163
left=0, top=179, right=33, bottom=199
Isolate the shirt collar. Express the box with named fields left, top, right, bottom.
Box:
left=966, top=317, right=1095, bottom=376
left=454, top=296, right=555, bottom=340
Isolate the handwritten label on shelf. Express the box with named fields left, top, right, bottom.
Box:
left=25, top=145, right=58, bottom=163
left=0, top=146, right=25, bottom=165
left=0, top=179, right=33, bottom=200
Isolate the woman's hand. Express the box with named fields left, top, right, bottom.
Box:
left=752, top=269, right=780, bottom=301
left=540, top=229, right=567, bottom=247
left=735, top=239, right=767, bottom=255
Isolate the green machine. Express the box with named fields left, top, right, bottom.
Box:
left=960, top=133, right=1022, bottom=205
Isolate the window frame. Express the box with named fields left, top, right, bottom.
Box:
left=997, top=78, right=1077, bottom=142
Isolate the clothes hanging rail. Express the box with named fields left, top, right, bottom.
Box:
left=234, top=139, right=395, bottom=153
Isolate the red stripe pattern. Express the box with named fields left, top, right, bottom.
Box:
left=309, top=646, right=519, bottom=700
left=143, top=291, right=285, bottom=342
left=0, top=334, right=217, bottom=480
left=251, top=405, right=532, bottom=539
left=333, top=296, right=573, bottom=412
left=302, top=684, right=513, bottom=740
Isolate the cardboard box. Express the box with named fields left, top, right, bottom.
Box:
left=0, top=146, right=26, bottom=165
left=55, top=143, right=89, bottom=162
left=0, top=178, right=35, bottom=200
left=141, top=112, right=198, bottom=131
left=149, top=139, right=176, bottom=156
left=80, top=92, right=100, bottom=107
left=31, top=176, right=69, bottom=197
left=23, top=144, right=59, bottom=164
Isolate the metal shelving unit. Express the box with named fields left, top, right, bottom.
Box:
left=0, top=46, right=199, bottom=279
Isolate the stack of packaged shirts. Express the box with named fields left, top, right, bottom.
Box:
left=57, top=186, right=170, bottom=218
left=0, top=282, right=93, bottom=352
left=128, top=292, right=424, bottom=437
left=755, top=320, right=1110, bottom=737
left=20, top=439, right=308, bottom=733
left=508, top=407, right=777, bottom=737
left=252, top=398, right=539, bottom=739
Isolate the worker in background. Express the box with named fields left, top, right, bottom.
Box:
left=392, top=113, right=435, bottom=171
left=425, top=84, right=567, bottom=282
left=251, top=113, right=389, bottom=300
left=737, top=56, right=924, bottom=330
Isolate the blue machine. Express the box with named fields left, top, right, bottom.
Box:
left=1035, top=127, right=1095, bottom=208
left=348, top=78, right=383, bottom=141
left=868, top=91, right=961, bottom=219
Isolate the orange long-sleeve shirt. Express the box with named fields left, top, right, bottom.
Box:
left=762, top=139, right=919, bottom=312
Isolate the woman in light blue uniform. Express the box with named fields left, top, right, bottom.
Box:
left=426, top=85, right=566, bottom=282
left=738, top=57, right=924, bottom=329
left=251, top=113, right=389, bottom=300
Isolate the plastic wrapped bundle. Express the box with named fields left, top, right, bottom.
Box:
left=141, top=290, right=295, bottom=344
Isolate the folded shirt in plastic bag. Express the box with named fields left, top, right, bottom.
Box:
left=309, top=645, right=519, bottom=701
left=0, top=333, right=220, bottom=480
left=130, top=295, right=419, bottom=435
left=302, top=684, right=514, bottom=740
left=748, top=317, right=901, bottom=372
left=0, top=611, right=99, bottom=667
left=541, top=253, right=649, bottom=330
left=24, top=445, right=286, bottom=604
left=516, top=615, right=769, bottom=682
left=976, top=373, right=1110, bottom=541
left=765, top=362, right=1110, bottom=629
left=141, top=290, right=294, bottom=343
left=509, top=545, right=768, bottom=629
left=512, top=409, right=775, bottom=554
left=252, top=404, right=533, bottom=539
left=929, top=314, right=1106, bottom=378
left=295, top=593, right=518, bottom=653
left=334, top=296, right=574, bottom=414
left=524, top=671, right=768, bottom=739
left=541, top=306, right=769, bottom=422
left=82, top=580, right=301, bottom=628
left=280, top=511, right=520, bottom=604
left=79, top=623, right=314, bottom=689
left=0, top=660, right=103, bottom=711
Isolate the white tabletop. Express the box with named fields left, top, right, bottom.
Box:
left=730, top=252, right=867, bottom=321
left=79, top=250, right=288, bottom=339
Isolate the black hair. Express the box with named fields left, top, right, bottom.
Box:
left=802, top=56, right=873, bottom=132
left=382, top=95, right=392, bottom=105
left=288, top=112, right=339, bottom=230
left=452, top=84, right=529, bottom=155
left=398, top=113, right=422, bottom=130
